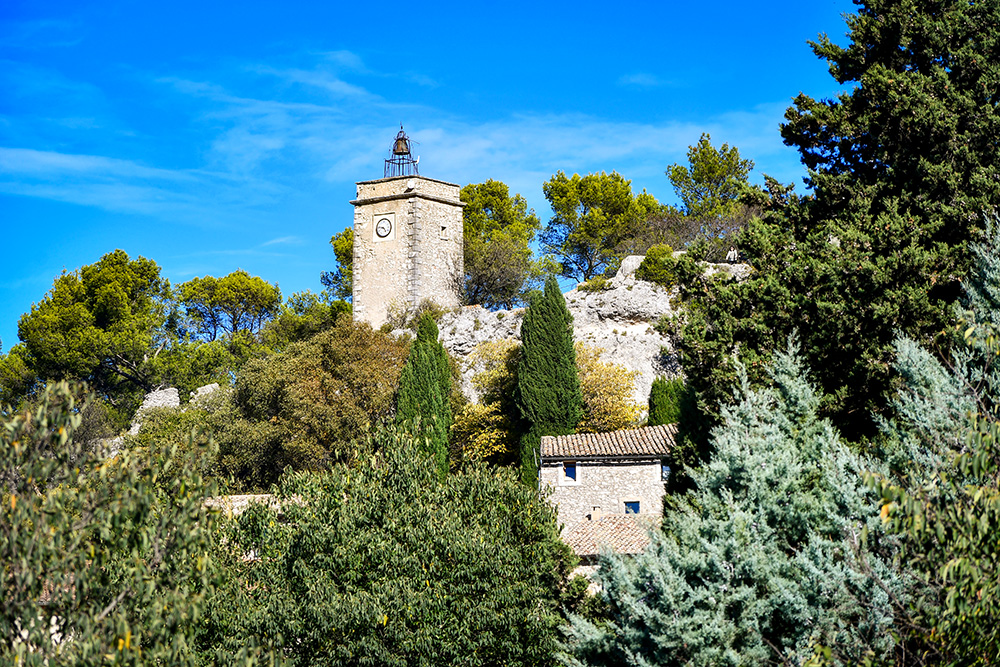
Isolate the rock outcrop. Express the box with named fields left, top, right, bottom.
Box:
left=128, top=387, right=180, bottom=435
left=438, top=256, right=752, bottom=409
left=438, top=257, right=682, bottom=408
left=126, top=383, right=223, bottom=437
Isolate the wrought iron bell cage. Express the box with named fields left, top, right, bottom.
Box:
left=384, top=126, right=419, bottom=178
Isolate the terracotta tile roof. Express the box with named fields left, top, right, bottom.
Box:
left=562, top=515, right=655, bottom=556
left=541, top=424, right=677, bottom=459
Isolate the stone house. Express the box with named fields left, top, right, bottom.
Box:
left=539, top=424, right=676, bottom=561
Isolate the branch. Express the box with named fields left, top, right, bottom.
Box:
left=95, top=588, right=129, bottom=623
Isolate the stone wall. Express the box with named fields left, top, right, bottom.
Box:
left=540, top=458, right=665, bottom=527
left=352, top=175, right=463, bottom=328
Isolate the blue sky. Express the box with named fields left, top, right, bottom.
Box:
left=0, top=0, right=855, bottom=351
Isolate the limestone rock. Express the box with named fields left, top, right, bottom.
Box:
left=436, top=306, right=524, bottom=401
left=434, top=255, right=752, bottom=410
left=703, top=261, right=753, bottom=282
left=438, top=257, right=680, bottom=408
left=563, top=260, right=680, bottom=406
left=128, top=387, right=180, bottom=435
left=190, top=383, right=221, bottom=408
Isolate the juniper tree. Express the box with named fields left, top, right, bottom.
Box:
left=397, top=313, right=452, bottom=478
left=562, top=342, right=901, bottom=666
left=517, top=275, right=583, bottom=484
left=869, top=220, right=1000, bottom=664
left=675, top=0, right=1000, bottom=442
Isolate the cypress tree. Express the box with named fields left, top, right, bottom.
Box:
left=518, top=275, right=583, bottom=484
left=397, top=313, right=451, bottom=478
left=647, top=376, right=685, bottom=426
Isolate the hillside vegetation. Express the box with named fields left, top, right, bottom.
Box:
left=3, top=1, right=1000, bottom=664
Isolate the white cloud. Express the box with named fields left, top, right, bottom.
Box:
left=618, top=73, right=666, bottom=87
left=0, top=54, right=808, bottom=225
left=0, top=147, right=194, bottom=180
left=0, top=19, right=83, bottom=49
left=260, top=236, right=302, bottom=247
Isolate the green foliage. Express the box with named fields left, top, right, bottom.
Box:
left=461, top=180, right=542, bottom=309
left=634, top=244, right=678, bottom=288
left=150, top=338, right=241, bottom=402
left=666, top=132, right=753, bottom=219
left=178, top=269, right=282, bottom=341
left=562, top=343, right=902, bottom=666
left=676, top=0, right=1000, bottom=441
left=320, top=227, right=354, bottom=302
left=875, top=380, right=1000, bottom=665
left=261, top=290, right=344, bottom=351
left=16, top=250, right=167, bottom=414
left=124, top=402, right=223, bottom=490
left=206, top=425, right=578, bottom=666
left=865, top=224, right=1000, bottom=665
left=542, top=171, right=661, bottom=282
left=576, top=276, right=611, bottom=292
left=0, top=382, right=241, bottom=665
left=452, top=339, right=524, bottom=464
left=216, top=319, right=410, bottom=490
left=0, top=344, right=37, bottom=411
left=647, top=376, right=685, bottom=426
left=397, top=313, right=452, bottom=478
left=518, top=275, right=582, bottom=484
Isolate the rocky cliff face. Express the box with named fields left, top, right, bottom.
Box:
left=437, top=256, right=683, bottom=408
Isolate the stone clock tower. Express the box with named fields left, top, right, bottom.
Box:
left=351, top=128, right=464, bottom=328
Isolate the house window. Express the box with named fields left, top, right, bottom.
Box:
left=661, top=461, right=670, bottom=481
left=624, top=501, right=640, bottom=514
left=562, top=461, right=577, bottom=483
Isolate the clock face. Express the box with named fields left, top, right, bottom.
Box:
left=375, top=217, right=392, bottom=238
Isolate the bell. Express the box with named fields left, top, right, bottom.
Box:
left=393, top=132, right=409, bottom=156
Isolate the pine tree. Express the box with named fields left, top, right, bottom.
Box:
left=518, top=275, right=583, bottom=484
left=562, top=342, right=902, bottom=665
left=397, top=313, right=451, bottom=478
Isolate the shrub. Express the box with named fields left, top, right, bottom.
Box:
left=578, top=276, right=611, bottom=292
left=1, top=382, right=235, bottom=665
left=206, top=426, right=579, bottom=665
left=575, top=343, right=641, bottom=432
left=216, top=318, right=410, bottom=490
left=648, top=376, right=685, bottom=426
left=635, top=243, right=678, bottom=288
